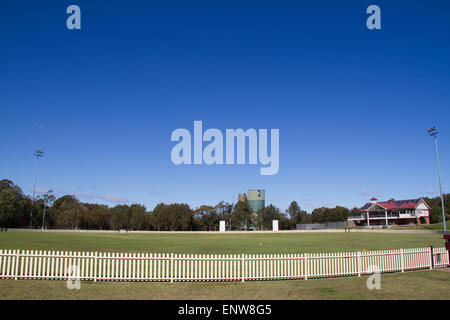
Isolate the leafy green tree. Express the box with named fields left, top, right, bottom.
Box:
left=311, top=206, right=350, bottom=223
left=349, top=207, right=360, bottom=217
left=256, top=204, right=282, bottom=230
left=52, top=195, right=87, bottom=229
left=0, top=179, right=15, bottom=192
left=129, top=204, right=149, bottom=230
left=329, top=206, right=350, bottom=221
left=83, top=203, right=111, bottom=230
left=286, top=201, right=300, bottom=220
left=110, top=205, right=131, bottom=230
left=215, top=201, right=233, bottom=230
left=193, top=205, right=219, bottom=231
left=110, top=211, right=128, bottom=230
left=278, top=214, right=292, bottom=230
left=286, top=201, right=309, bottom=226
left=231, top=201, right=253, bottom=230
left=0, top=181, right=27, bottom=228
left=310, top=207, right=328, bottom=223
left=56, top=208, right=84, bottom=229
left=424, top=195, right=450, bottom=223
left=31, top=192, right=56, bottom=229
left=52, top=195, right=82, bottom=214
left=151, top=203, right=194, bottom=231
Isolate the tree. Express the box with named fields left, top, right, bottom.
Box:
left=286, top=201, right=309, bottom=225
left=310, top=206, right=350, bottom=224
left=193, top=205, right=219, bottom=231
left=286, top=201, right=300, bottom=220
left=0, top=182, right=27, bottom=228
left=32, top=192, right=56, bottom=229
left=129, top=204, right=149, bottom=230
left=110, top=210, right=128, bottom=230
left=349, top=207, right=360, bottom=217
left=151, top=203, right=194, bottom=231
left=328, top=206, right=350, bottom=222
left=52, top=195, right=82, bottom=214
left=110, top=205, right=131, bottom=230
left=0, top=179, right=15, bottom=192
left=424, top=195, right=450, bottom=223
left=278, top=213, right=292, bottom=230
left=215, top=201, right=233, bottom=230
left=231, top=201, right=253, bottom=230
left=56, top=208, right=84, bottom=229
left=52, top=195, right=86, bottom=229
left=310, top=207, right=329, bottom=223
left=83, top=203, right=111, bottom=230
left=256, top=204, right=282, bottom=230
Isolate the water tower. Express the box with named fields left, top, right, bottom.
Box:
left=247, top=189, right=265, bottom=213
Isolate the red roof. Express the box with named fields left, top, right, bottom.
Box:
left=370, top=197, right=377, bottom=201
left=360, top=198, right=425, bottom=212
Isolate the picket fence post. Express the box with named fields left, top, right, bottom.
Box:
left=304, top=253, right=309, bottom=280
left=400, top=248, right=405, bottom=272
left=357, top=251, right=361, bottom=277
left=429, top=246, right=434, bottom=270
left=241, top=254, right=245, bottom=282
left=94, top=251, right=98, bottom=282
left=170, top=253, right=174, bottom=283
left=14, top=250, right=20, bottom=280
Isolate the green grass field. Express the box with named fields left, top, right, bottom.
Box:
left=1, top=270, right=449, bottom=300
left=391, top=220, right=450, bottom=231
left=1, top=230, right=448, bottom=300
left=0, top=230, right=446, bottom=254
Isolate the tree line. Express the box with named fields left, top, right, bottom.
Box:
left=0, top=179, right=448, bottom=231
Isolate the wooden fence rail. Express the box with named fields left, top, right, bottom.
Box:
left=0, top=247, right=448, bottom=282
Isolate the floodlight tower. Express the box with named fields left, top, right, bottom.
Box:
left=30, top=150, right=44, bottom=228
left=427, top=127, right=446, bottom=232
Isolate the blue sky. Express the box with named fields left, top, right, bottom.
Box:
left=1, top=0, right=449, bottom=212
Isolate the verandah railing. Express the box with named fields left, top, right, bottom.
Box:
left=0, top=247, right=447, bottom=282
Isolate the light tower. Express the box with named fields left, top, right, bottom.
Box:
left=30, top=149, right=44, bottom=228
left=427, top=127, right=446, bottom=232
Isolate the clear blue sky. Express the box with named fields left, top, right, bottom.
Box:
left=1, top=0, right=449, bottom=212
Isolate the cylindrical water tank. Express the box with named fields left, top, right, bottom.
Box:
left=247, top=189, right=265, bottom=213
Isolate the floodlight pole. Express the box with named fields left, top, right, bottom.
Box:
left=41, top=204, right=46, bottom=230
left=433, top=136, right=446, bottom=232
left=428, top=127, right=446, bottom=232
left=30, top=150, right=43, bottom=228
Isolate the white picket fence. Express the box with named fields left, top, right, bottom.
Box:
left=0, top=247, right=447, bottom=282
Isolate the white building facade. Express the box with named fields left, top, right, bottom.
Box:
left=348, top=198, right=431, bottom=227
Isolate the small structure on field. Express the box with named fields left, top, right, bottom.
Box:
left=296, top=221, right=347, bottom=230
left=272, top=220, right=279, bottom=231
